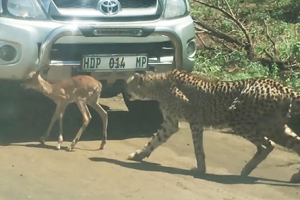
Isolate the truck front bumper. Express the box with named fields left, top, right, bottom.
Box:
left=0, top=16, right=196, bottom=82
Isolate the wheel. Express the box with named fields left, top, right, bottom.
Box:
left=122, top=92, right=163, bottom=124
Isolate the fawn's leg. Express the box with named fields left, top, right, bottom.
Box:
left=57, top=105, right=67, bottom=150
left=67, top=100, right=91, bottom=151
left=128, top=115, right=179, bottom=161
left=89, top=101, right=108, bottom=150
left=41, top=103, right=67, bottom=144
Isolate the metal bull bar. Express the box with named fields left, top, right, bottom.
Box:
left=37, top=25, right=183, bottom=71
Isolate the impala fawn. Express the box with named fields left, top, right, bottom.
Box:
left=22, top=70, right=108, bottom=151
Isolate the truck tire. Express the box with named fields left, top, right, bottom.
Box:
left=122, top=92, right=163, bottom=124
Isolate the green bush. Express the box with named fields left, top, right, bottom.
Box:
left=190, top=0, right=300, bottom=90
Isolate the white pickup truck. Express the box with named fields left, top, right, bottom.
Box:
left=0, top=0, right=196, bottom=118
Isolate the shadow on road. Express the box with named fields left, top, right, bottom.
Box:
left=0, top=92, right=160, bottom=146
left=89, top=157, right=300, bottom=187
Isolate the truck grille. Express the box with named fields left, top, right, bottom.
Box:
left=42, top=42, right=174, bottom=61
left=51, top=15, right=160, bottom=22
left=50, top=0, right=161, bottom=21
left=53, top=0, right=157, bottom=9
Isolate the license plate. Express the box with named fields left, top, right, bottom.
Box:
left=81, top=54, right=148, bottom=71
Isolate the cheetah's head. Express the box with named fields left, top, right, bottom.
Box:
left=125, top=73, right=152, bottom=101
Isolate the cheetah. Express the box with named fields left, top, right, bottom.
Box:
left=125, top=69, right=300, bottom=183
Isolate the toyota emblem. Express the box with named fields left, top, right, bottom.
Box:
left=97, top=0, right=121, bottom=16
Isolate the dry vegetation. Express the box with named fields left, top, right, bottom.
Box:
left=190, top=0, right=300, bottom=87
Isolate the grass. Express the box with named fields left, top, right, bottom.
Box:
left=190, top=0, right=300, bottom=90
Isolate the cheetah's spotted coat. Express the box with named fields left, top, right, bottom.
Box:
left=125, top=69, right=300, bottom=183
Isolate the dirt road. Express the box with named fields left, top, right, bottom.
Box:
left=0, top=93, right=299, bottom=200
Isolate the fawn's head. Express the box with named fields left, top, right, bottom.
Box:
left=125, top=73, right=149, bottom=101
left=22, top=70, right=42, bottom=90
left=125, top=72, right=163, bottom=101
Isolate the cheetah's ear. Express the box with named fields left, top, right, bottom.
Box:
left=134, top=73, right=142, bottom=87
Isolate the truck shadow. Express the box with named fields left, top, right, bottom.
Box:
left=0, top=93, right=160, bottom=146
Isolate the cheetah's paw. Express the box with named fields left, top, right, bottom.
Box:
left=127, top=150, right=147, bottom=161
left=39, top=136, right=46, bottom=145
left=67, top=145, right=75, bottom=152
left=191, top=167, right=206, bottom=174
left=290, top=172, right=300, bottom=183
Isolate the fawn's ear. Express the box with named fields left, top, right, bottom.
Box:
left=36, top=66, right=50, bottom=76
left=133, top=73, right=143, bottom=87
left=26, top=70, right=37, bottom=78
left=33, top=69, right=41, bottom=77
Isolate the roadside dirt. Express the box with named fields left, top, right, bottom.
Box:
left=0, top=92, right=299, bottom=200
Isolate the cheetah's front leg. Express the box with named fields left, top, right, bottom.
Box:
left=128, top=117, right=179, bottom=161
left=190, top=122, right=206, bottom=174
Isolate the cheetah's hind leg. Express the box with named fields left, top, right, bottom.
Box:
left=240, top=136, right=275, bottom=177
left=273, top=125, right=300, bottom=183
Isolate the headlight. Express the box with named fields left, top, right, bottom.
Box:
left=5, top=0, right=48, bottom=19
left=0, top=44, right=17, bottom=61
left=163, top=0, right=187, bottom=19
left=0, top=1, right=3, bottom=13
